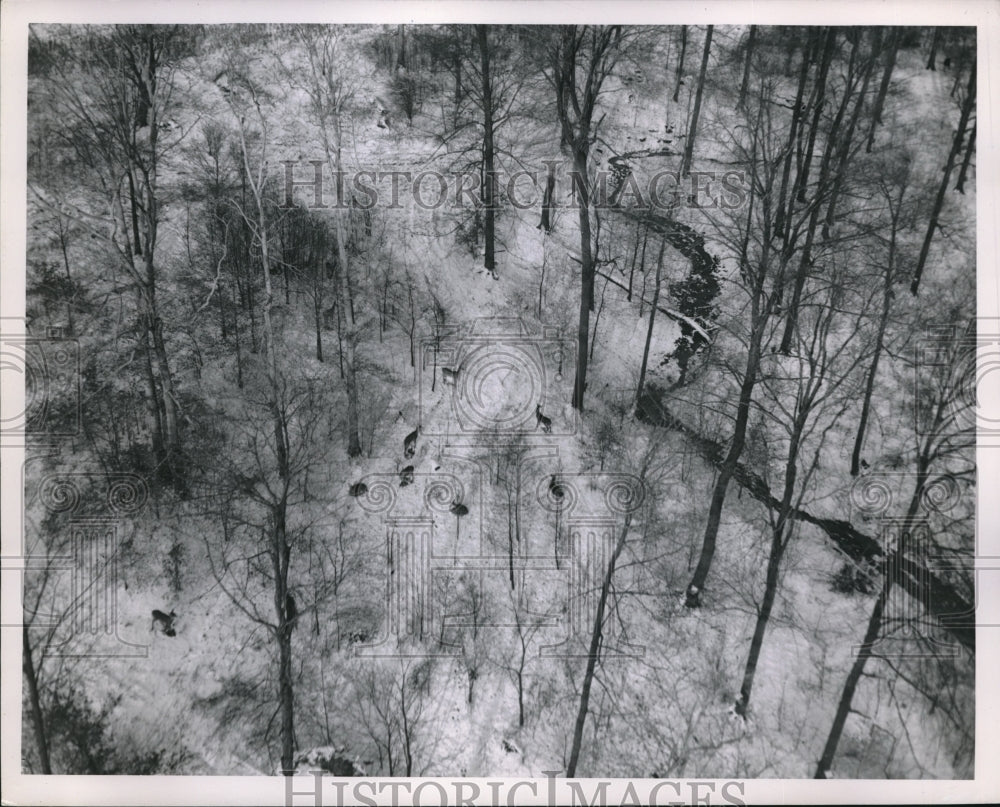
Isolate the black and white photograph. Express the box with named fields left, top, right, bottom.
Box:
left=1, top=1, right=997, bottom=804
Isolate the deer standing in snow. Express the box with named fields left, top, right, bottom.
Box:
left=151, top=609, right=177, bottom=637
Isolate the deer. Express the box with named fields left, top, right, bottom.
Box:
left=348, top=481, right=368, bottom=498
left=449, top=500, right=469, bottom=543
left=535, top=403, right=552, bottom=433
left=151, top=609, right=177, bottom=637
left=548, top=474, right=565, bottom=500
left=404, top=426, right=419, bottom=458
left=346, top=628, right=372, bottom=646
left=441, top=367, right=459, bottom=386
left=399, top=465, right=415, bottom=487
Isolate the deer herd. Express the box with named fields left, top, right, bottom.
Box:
left=153, top=367, right=560, bottom=643
left=352, top=363, right=558, bottom=498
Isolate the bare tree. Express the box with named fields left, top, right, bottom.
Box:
left=735, top=262, right=870, bottom=717
left=679, top=25, right=713, bottom=179
left=353, top=658, right=435, bottom=776
left=955, top=124, right=975, bottom=194
left=212, top=59, right=301, bottom=772
left=925, top=26, right=941, bottom=71
left=850, top=158, right=911, bottom=475
left=635, top=240, right=666, bottom=404
left=867, top=28, right=901, bottom=153
left=476, top=25, right=498, bottom=277
left=294, top=26, right=364, bottom=455
left=566, top=440, right=669, bottom=776
left=911, top=63, right=975, bottom=295
left=493, top=585, right=551, bottom=728
left=737, top=25, right=757, bottom=109
left=672, top=26, right=688, bottom=104
left=684, top=77, right=789, bottom=608
left=30, top=26, right=191, bottom=479
left=816, top=312, right=975, bottom=777
left=543, top=25, right=625, bottom=411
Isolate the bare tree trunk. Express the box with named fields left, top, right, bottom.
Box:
left=537, top=237, right=547, bottom=317
left=926, top=27, right=941, bottom=71
left=851, top=281, right=891, bottom=476
left=323, top=126, right=362, bottom=455
left=233, top=101, right=296, bottom=773
left=232, top=272, right=244, bottom=388
left=134, top=46, right=180, bottom=468
left=335, top=241, right=362, bottom=456
left=539, top=160, right=556, bottom=233
left=955, top=124, right=976, bottom=194
left=314, top=282, right=324, bottom=362
left=637, top=224, right=649, bottom=316
left=139, top=311, right=165, bottom=462
left=126, top=169, right=143, bottom=256
left=738, top=25, right=757, bottom=109
left=477, top=26, right=497, bottom=277
left=572, top=149, right=594, bottom=411
left=453, top=47, right=463, bottom=121
left=396, top=24, right=407, bottom=71
left=795, top=28, right=837, bottom=204
left=636, top=241, right=665, bottom=404
left=551, top=26, right=622, bottom=413
left=590, top=274, right=610, bottom=361
left=23, top=626, right=51, bottom=774
left=814, top=567, right=890, bottom=777
left=775, top=35, right=814, bottom=239
left=818, top=414, right=943, bottom=778
left=780, top=31, right=858, bottom=354
left=912, top=64, right=976, bottom=295
left=275, top=520, right=295, bottom=774
left=149, top=309, right=179, bottom=461
left=56, top=221, right=76, bottom=335
left=867, top=29, right=900, bottom=153
left=626, top=221, right=640, bottom=301
left=735, top=524, right=788, bottom=717
left=680, top=26, right=713, bottom=179
left=735, top=416, right=804, bottom=715
left=517, top=667, right=525, bottom=727
left=567, top=514, right=632, bottom=776
left=823, top=32, right=879, bottom=237
left=507, top=491, right=516, bottom=590
left=851, top=200, right=899, bottom=475
left=259, top=189, right=295, bottom=779
left=672, top=26, right=688, bottom=104
left=685, top=320, right=766, bottom=607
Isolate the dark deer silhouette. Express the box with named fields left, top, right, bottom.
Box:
left=285, top=594, right=299, bottom=631
left=450, top=500, right=469, bottom=542
left=399, top=465, right=415, bottom=487
left=151, top=609, right=177, bottom=637
left=441, top=367, right=459, bottom=386
left=404, top=427, right=419, bottom=458
left=548, top=475, right=565, bottom=500
left=535, top=403, right=552, bottom=433
left=348, top=481, right=368, bottom=497
left=347, top=629, right=372, bottom=645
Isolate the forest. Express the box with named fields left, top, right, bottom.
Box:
left=19, top=23, right=976, bottom=780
